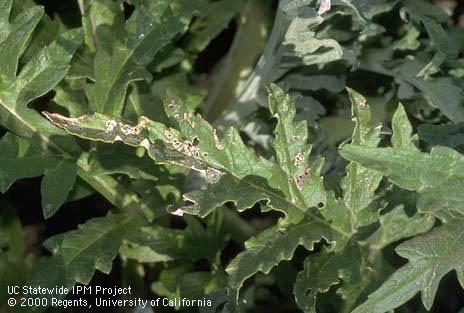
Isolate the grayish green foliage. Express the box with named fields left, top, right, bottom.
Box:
left=17, top=214, right=139, bottom=313
left=1, top=0, right=463, bottom=312
left=45, top=84, right=436, bottom=312
left=340, top=143, right=464, bottom=223
left=352, top=218, right=464, bottom=313
left=340, top=100, right=464, bottom=312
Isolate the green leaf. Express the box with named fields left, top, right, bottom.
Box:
left=185, top=0, right=244, bottom=53
left=400, top=61, right=464, bottom=123
left=415, top=16, right=458, bottom=78
left=340, top=101, right=464, bottom=222
left=418, top=123, right=464, bottom=148
left=87, top=144, right=161, bottom=181
left=340, top=144, right=464, bottom=222
left=0, top=0, right=42, bottom=79
left=127, top=214, right=227, bottom=263
left=292, top=89, right=388, bottom=313
left=85, top=2, right=196, bottom=116
left=215, top=0, right=348, bottom=126
left=0, top=1, right=83, bottom=138
left=41, top=160, right=77, bottom=218
left=363, top=55, right=464, bottom=124
left=0, top=198, right=37, bottom=304
left=0, top=133, right=56, bottom=192
left=120, top=241, right=172, bottom=263
left=43, top=84, right=331, bottom=225
left=293, top=207, right=434, bottom=313
left=0, top=1, right=154, bottom=219
left=16, top=29, right=84, bottom=107
left=294, top=242, right=365, bottom=313
left=21, top=214, right=139, bottom=313
left=352, top=218, right=464, bottom=313
left=366, top=205, right=435, bottom=248
left=391, top=103, right=415, bottom=149
left=0, top=133, right=77, bottom=218
left=226, top=217, right=334, bottom=292
left=421, top=16, right=458, bottom=60
left=44, top=84, right=358, bottom=306
left=44, top=214, right=139, bottom=283
left=339, top=89, right=383, bottom=227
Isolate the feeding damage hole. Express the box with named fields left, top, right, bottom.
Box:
left=43, top=112, right=151, bottom=146
left=294, top=153, right=305, bottom=167
left=295, top=168, right=311, bottom=190
left=205, top=167, right=223, bottom=184
left=164, top=131, right=225, bottom=184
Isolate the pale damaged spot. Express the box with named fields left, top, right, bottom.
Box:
left=167, top=195, right=200, bottom=216
left=359, top=99, right=368, bottom=107
left=167, top=101, right=176, bottom=109
left=43, top=111, right=152, bottom=147
left=120, top=124, right=133, bottom=135
left=140, top=138, right=150, bottom=150
left=42, top=112, right=80, bottom=126
left=169, top=137, right=201, bottom=159
left=164, top=130, right=174, bottom=141
left=294, top=153, right=305, bottom=167
left=119, top=117, right=148, bottom=136
left=172, top=138, right=184, bottom=151
left=213, top=129, right=224, bottom=149
left=182, top=194, right=197, bottom=203
left=295, top=168, right=311, bottom=190
left=105, top=120, right=117, bottom=132
left=364, top=176, right=373, bottom=188
left=183, top=112, right=196, bottom=128
left=169, top=208, right=184, bottom=216
left=205, top=167, right=224, bottom=183
left=318, top=0, right=331, bottom=15
left=189, top=163, right=204, bottom=173
left=182, top=140, right=200, bottom=158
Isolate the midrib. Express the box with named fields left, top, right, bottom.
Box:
left=0, top=97, right=143, bottom=211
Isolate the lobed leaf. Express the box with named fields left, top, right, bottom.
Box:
left=20, top=214, right=139, bottom=313
left=352, top=218, right=464, bottom=313
left=43, top=84, right=332, bottom=226
left=340, top=144, right=464, bottom=222
left=292, top=89, right=387, bottom=312
left=85, top=3, right=186, bottom=116
left=227, top=217, right=335, bottom=292
left=44, top=84, right=358, bottom=306
left=418, top=123, right=464, bottom=148
left=0, top=1, right=159, bottom=219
